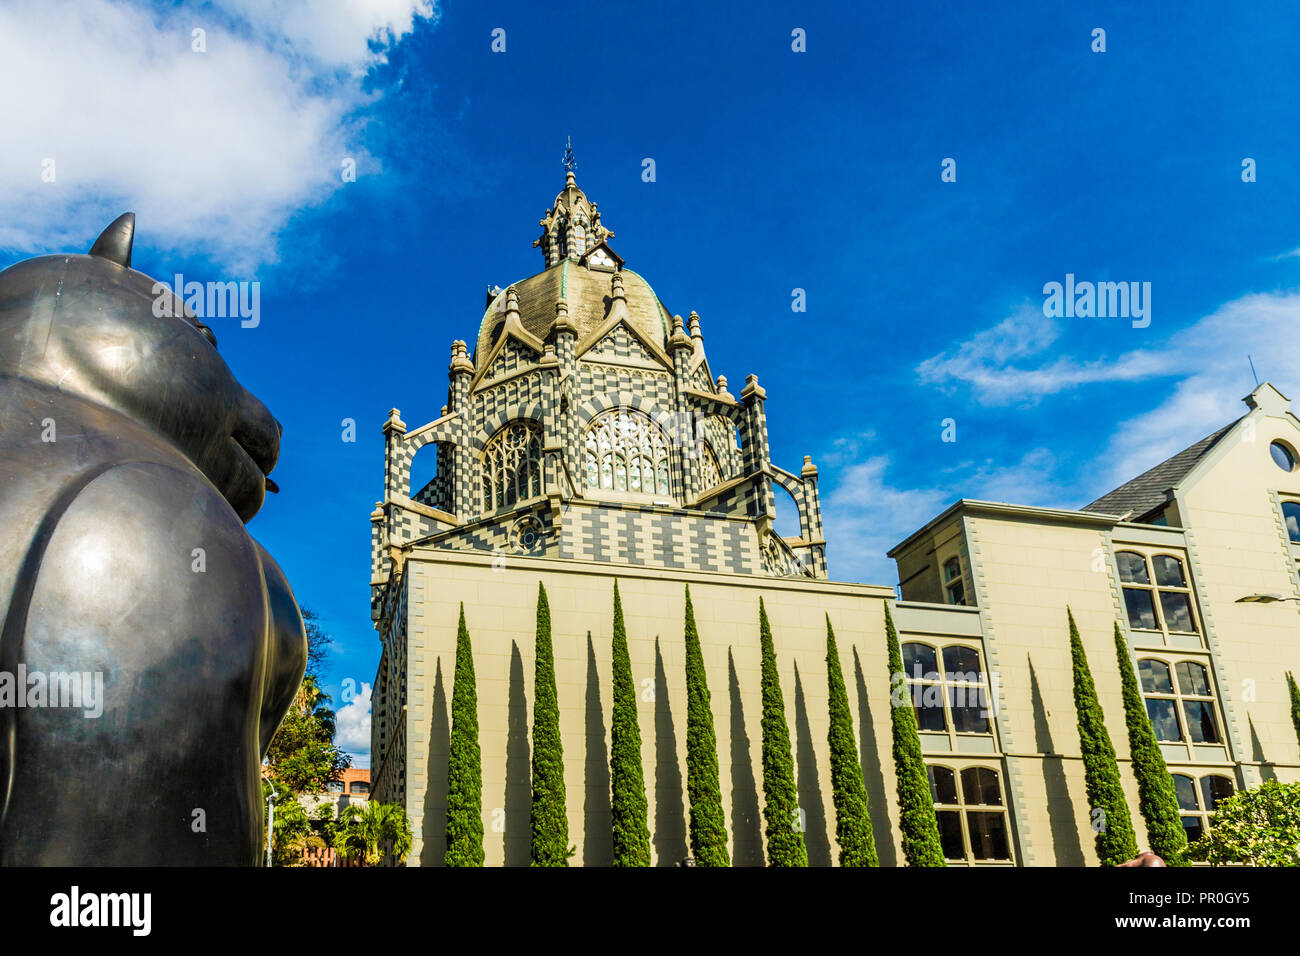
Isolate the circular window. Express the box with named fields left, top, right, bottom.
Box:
left=1271, top=440, right=1296, bottom=473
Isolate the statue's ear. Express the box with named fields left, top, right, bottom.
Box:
left=89, top=212, right=136, bottom=268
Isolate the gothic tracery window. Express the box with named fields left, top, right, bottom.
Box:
left=697, top=441, right=723, bottom=490
left=482, top=420, right=543, bottom=512
left=584, top=408, right=673, bottom=496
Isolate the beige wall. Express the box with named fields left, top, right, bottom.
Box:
left=1177, top=410, right=1300, bottom=782
left=961, top=513, right=1151, bottom=865
left=400, top=549, right=899, bottom=866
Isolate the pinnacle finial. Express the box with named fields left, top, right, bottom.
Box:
left=563, top=136, right=577, bottom=176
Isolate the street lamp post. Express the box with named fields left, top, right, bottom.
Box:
left=1235, top=594, right=1300, bottom=604
left=265, top=780, right=278, bottom=868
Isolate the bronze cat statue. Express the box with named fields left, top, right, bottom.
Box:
left=0, top=214, right=306, bottom=865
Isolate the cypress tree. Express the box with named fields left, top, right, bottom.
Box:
left=1068, top=609, right=1138, bottom=865
left=1288, top=672, right=1300, bottom=752
left=884, top=602, right=945, bottom=866
left=683, top=585, right=730, bottom=866
left=444, top=604, right=484, bottom=866
left=758, top=598, right=807, bottom=866
left=609, top=581, right=651, bottom=866
left=825, top=614, right=878, bottom=866
left=1113, top=622, right=1187, bottom=864
left=530, top=582, right=569, bottom=866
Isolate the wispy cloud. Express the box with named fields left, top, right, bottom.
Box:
left=0, top=0, right=437, bottom=271
left=828, top=289, right=1300, bottom=587
left=916, top=303, right=1173, bottom=404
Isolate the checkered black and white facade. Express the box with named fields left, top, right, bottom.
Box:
left=370, top=173, right=829, bottom=627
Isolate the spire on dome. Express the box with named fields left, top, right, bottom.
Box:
left=533, top=140, right=614, bottom=267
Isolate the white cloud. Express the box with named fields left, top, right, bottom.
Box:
left=0, top=0, right=437, bottom=271
left=821, top=445, right=1072, bottom=585
left=335, top=680, right=372, bottom=754
left=856, top=288, right=1300, bottom=567
left=917, top=304, right=1173, bottom=405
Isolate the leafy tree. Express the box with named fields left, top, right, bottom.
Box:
left=337, top=801, right=413, bottom=866
left=825, top=615, right=878, bottom=866
left=1113, top=622, right=1187, bottom=864
left=530, top=582, right=571, bottom=865
left=264, top=673, right=350, bottom=795
left=1184, top=780, right=1300, bottom=866
left=445, top=604, right=484, bottom=866
left=684, top=585, right=730, bottom=866
left=1068, top=609, right=1138, bottom=865
left=884, top=602, right=945, bottom=866
left=609, top=582, right=651, bottom=866
left=301, top=606, right=332, bottom=680
left=758, top=598, right=806, bottom=866
left=263, top=781, right=313, bottom=866
left=1288, top=672, right=1300, bottom=752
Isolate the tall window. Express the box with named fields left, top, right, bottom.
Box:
left=1138, top=658, right=1222, bottom=744
left=697, top=442, right=723, bottom=491
left=482, top=420, right=543, bottom=512
left=928, top=765, right=1013, bottom=863
left=942, top=557, right=967, bottom=606
left=584, top=408, right=673, bottom=497
left=1116, top=551, right=1198, bottom=636
left=572, top=224, right=587, bottom=255
left=1282, top=501, right=1300, bottom=543
left=901, top=642, right=991, bottom=735
left=1172, top=773, right=1234, bottom=843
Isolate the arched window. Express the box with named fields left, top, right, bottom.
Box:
left=583, top=408, right=673, bottom=497
left=1116, top=550, right=1198, bottom=636
left=1173, top=773, right=1234, bottom=843
left=1138, top=657, right=1221, bottom=744
left=573, top=224, right=587, bottom=255
left=927, top=764, right=1012, bottom=863
left=482, top=420, right=543, bottom=512
left=900, top=641, right=990, bottom=736
left=697, top=441, right=723, bottom=491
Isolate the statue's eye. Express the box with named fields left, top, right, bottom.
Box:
left=198, top=323, right=218, bottom=349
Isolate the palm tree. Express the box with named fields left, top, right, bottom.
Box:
left=336, top=802, right=413, bottom=866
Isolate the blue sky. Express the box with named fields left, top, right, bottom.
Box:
left=3, top=0, right=1299, bottom=764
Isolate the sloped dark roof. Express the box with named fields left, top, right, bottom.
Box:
left=1081, top=420, right=1240, bottom=519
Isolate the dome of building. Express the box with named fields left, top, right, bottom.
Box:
left=474, top=259, right=672, bottom=362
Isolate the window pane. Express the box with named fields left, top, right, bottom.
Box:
left=1181, top=815, right=1204, bottom=844
left=1172, top=774, right=1199, bottom=811
left=913, top=693, right=947, bottom=732
left=936, top=810, right=966, bottom=861
left=1174, top=661, right=1211, bottom=697
left=942, top=645, right=982, bottom=681
left=1159, top=592, right=1197, bottom=633
left=961, top=767, right=1003, bottom=806
left=1200, top=776, right=1234, bottom=812
left=1152, top=555, right=1187, bottom=587
left=966, top=812, right=1011, bottom=860
left=1145, top=699, right=1182, bottom=741
left=943, top=557, right=962, bottom=582
left=946, top=581, right=966, bottom=606
left=1272, top=440, right=1295, bottom=473
left=1138, top=659, right=1173, bottom=694
left=1182, top=701, right=1220, bottom=744
left=1116, top=552, right=1151, bottom=584
left=1123, top=588, right=1158, bottom=629
left=1284, top=502, right=1300, bottom=543
left=948, top=686, right=990, bottom=733
left=901, top=643, right=938, bottom=679
left=927, top=766, right=959, bottom=805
